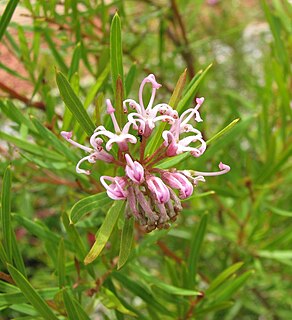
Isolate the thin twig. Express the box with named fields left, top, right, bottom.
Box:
left=0, top=82, right=45, bottom=110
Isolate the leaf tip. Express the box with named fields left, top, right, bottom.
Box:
left=84, top=257, right=91, bottom=265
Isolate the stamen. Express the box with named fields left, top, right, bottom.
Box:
left=194, top=162, right=230, bottom=176
left=61, top=131, right=93, bottom=153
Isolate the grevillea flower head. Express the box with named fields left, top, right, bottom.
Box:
left=62, top=73, right=231, bottom=232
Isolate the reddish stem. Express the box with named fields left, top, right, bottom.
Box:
left=144, top=144, right=165, bottom=164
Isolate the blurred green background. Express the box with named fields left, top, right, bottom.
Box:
left=0, top=0, right=291, bottom=319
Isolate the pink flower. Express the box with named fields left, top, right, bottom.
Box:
left=162, top=97, right=206, bottom=157
left=125, top=154, right=144, bottom=184
left=100, top=176, right=128, bottom=200
left=162, top=172, right=194, bottom=199
left=123, top=74, right=177, bottom=137
left=90, top=99, right=137, bottom=151
left=146, top=175, right=170, bottom=204
left=61, top=131, right=114, bottom=175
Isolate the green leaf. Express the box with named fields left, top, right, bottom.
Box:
left=56, top=71, right=95, bottom=136
left=216, top=270, right=254, bottom=302
left=187, top=213, right=208, bottom=288
left=115, top=75, right=125, bottom=126
left=195, top=301, right=234, bottom=316
left=118, top=217, right=134, bottom=269
left=132, top=266, right=202, bottom=296
left=176, top=63, right=212, bottom=113
left=11, top=229, right=27, bottom=277
left=84, top=64, right=110, bottom=109
left=257, top=250, right=292, bottom=260
left=0, top=0, right=19, bottom=41
left=169, top=68, right=188, bottom=108
left=110, top=12, right=124, bottom=94
left=100, top=287, right=136, bottom=316
left=18, top=26, right=33, bottom=80
left=84, top=201, right=125, bottom=265
left=57, top=239, right=65, bottom=288
left=205, top=118, right=240, bottom=145
left=30, top=116, right=77, bottom=162
left=44, top=31, right=68, bottom=73
left=112, top=272, right=174, bottom=317
left=7, top=265, right=58, bottom=320
left=125, top=63, right=137, bottom=96
left=61, top=212, right=88, bottom=263
left=0, top=100, right=36, bottom=132
left=206, top=262, right=244, bottom=295
left=69, top=192, right=112, bottom=224
left=0, top=62, right=28, bottom=79
left=1, top=166, right=12, bottom=262
left=68, top=42, right=81, bottom=80
left=0, top=287, right=59, bottom=305
left=182, top=190, right=215, bottom=202
left=0, top=131, right=64, bottom=162
left=63, top=289, right=91, bottom=320
left=267, top=205, right=292, bottom=217
left=13, top=214, right=74, bottom=252
left=0, top=242, right=8, bottom=266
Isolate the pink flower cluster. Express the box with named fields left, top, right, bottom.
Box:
left=62, top=74, right=230, bottom=231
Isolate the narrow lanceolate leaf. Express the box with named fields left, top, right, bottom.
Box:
left=31, top=117, right=77, bottom=162
left=1, top=166, right=12, bottom=262
left=58, top=239, right=66, bottom=288
left=56, top=71, right=95, bottom=136
left=84, top=201, right=125, bottom=265
left=194, top=301, right=234, bottom=316
left=176, top=63, right=212, bottom=113
left=118, top=217, right=134, bottom=269
left=11, top=229, right=27, bottom=277
left=267, top=205, right=292, bottom=217
left=100, top=287, right=136, bottom=316
left=206, top=118, right=240, bottom=145
left=110, top=13, right=124, bottom=94
left=188, top=213, right=208, bottom=288
left=7, top=265, right=58, bottom=320
left=84, top=64, right=110, bottom=109
left=216, top=270, right=254, bottom=302
left=63, top=289, right=91, bottom=320
left=115, top=75, right=124, bottom=126
left=206, top=262, right=244, bottom=295
left=257, top=250, right=292, bottom=260
left=44, top=31, right=68, bottom=73
left=112, top=272, right=174, bottom=317
left=0, top=242, right=8, bottom=266
left=125, top=63, right=137, bottom=96
left=0, top=0, right=19, bottom=41
left=182, top=191, right=215, bottom=202
left=169, top=69, right=188, bottom=108
left=68, top=42, right=81, bottom=80
left=132, top=266, right=202, bottom=296
left=0, top=100, right=36, bottom=132
left=69, top=192, right=112, bottom=224
left=0, top=131, right=64, bottom=162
